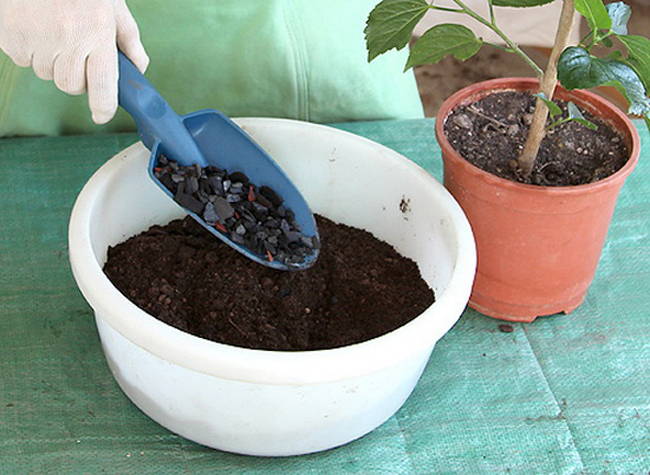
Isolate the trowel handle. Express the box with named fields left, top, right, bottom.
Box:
left=117, top=51, right=205, bottom=166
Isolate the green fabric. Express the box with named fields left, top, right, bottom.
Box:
left=0, top=0, right=424, bottom=138
left=0, top=120, right=648, bottom=473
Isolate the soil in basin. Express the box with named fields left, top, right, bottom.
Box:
left=103, top=215, right=435, bottom=351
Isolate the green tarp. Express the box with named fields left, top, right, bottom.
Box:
left=1, top=119, right=648, bottom=473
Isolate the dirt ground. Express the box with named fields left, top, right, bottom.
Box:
left=414, top=0, right=650, bottom=116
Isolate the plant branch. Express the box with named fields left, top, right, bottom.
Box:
left=449, top=0, right=545, bottom=78
left=517, top=0, right=576, bottom=178
left=427, top=5, right=465, bottom=13
left=483, top=41, right=513, bottom=52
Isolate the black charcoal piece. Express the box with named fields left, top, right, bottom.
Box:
left=283, top=231, right=302, bottom=243
left=228, top=171, right=249, bottom=185
left=187, top=177, right=199, bottom=195
left=255, top=194, right=273, bottom=209
left=285, top=255, right=298, bottom=265
left=159, top=173, right=175, bottom=191
left=205, top=165, right=224, bottom=176
left=214, top=197, right=235, bottom=220
left=226, top=194, right=243, bottom=203
left=209, top=176, right=224, bottom=195
left=196, top=190, right=210, bottom=203
left=174, top=192, right=204, bottom=215
left=252, top=202, right=269, bottom=214
left=265, top=218, right=279, bottom=229
left=199, top=179, right=211, bottom=193
left=259, top=186, right=283, bottom=207
left=242, top=211, right=257, bottom=223
left=252, top=211, right=267, bottom=222
left=230, top=232, right=245, bottom=245
left=242, top=220, right=256, bottom=231
left=203, top=202, right=219, bottom=224
left=230, top=183, right=245, bottom=194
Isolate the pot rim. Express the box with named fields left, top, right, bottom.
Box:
left=434, top=77, right=641, bottom=195
left=69, top=118, right=477, bottom=386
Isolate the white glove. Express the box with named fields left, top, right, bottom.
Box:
left=0, top=0, right=149, bottom=124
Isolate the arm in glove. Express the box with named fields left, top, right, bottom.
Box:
left=0, top=0, right=149, bottom=124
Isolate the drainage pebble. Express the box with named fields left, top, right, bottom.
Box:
left=153, top=156, right=319, bottom=267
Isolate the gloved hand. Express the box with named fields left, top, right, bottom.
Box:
left=0, top=0, right=149, bottom=124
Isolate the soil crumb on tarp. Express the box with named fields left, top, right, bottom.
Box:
left=444, top=91, right=629, bottom=186
left=103, top=216, right=435, bottom=351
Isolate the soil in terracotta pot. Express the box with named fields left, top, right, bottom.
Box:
left=444, top=91, right=629, bottom=186
left=103, top=215, right=435, bottom=351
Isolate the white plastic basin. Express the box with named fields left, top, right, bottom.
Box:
left=69, top=118, right=476, bottom=456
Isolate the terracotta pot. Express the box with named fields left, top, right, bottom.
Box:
left=435, top=77, right=640, bottom=322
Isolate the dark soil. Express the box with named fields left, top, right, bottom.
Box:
left=103, top=215, right=434, bottom=351
left=498, top=324, right=514, bottom=333
left=443, top=91, right=629, bottom=186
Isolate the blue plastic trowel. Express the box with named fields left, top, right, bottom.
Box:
left=117, top=52, right=319, bottom=270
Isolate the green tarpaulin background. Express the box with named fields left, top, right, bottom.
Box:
left=1, top=119, right=648, bottom=473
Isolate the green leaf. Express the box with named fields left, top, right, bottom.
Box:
left=567, top=102, right=598, bottom=129
left=492, top=0, right=555, bottom=7
left=606, top=2, right=631, bottom=35
left=558, top=46, right=650, bottom=117
left=608, top=50, right=625, bottom=61
left=534, top=92, right=563, bottom=117
left=575, top=0, right=612, bottom=31
left=365, top=0, right=430, bottom=62
left=618, top=35, right=650, bottom=91
left=405, top=24, right=482, bottom=69
left=602, top=36, right=614, bottom=48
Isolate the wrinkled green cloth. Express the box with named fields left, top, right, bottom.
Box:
left=0, top=120, right=648, bottom=473
left=0, top=0, right=423, bottom=137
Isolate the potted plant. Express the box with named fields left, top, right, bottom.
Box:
left=365, top=0, right=649, bottom=321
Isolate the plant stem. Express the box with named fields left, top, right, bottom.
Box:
left=517, top=0, right=576, bottom=178
left=427, top=5, right=465, bottom=13
left=439, top=0, right=544, bottom=78
left=483, top=42, right=514, bottom=53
